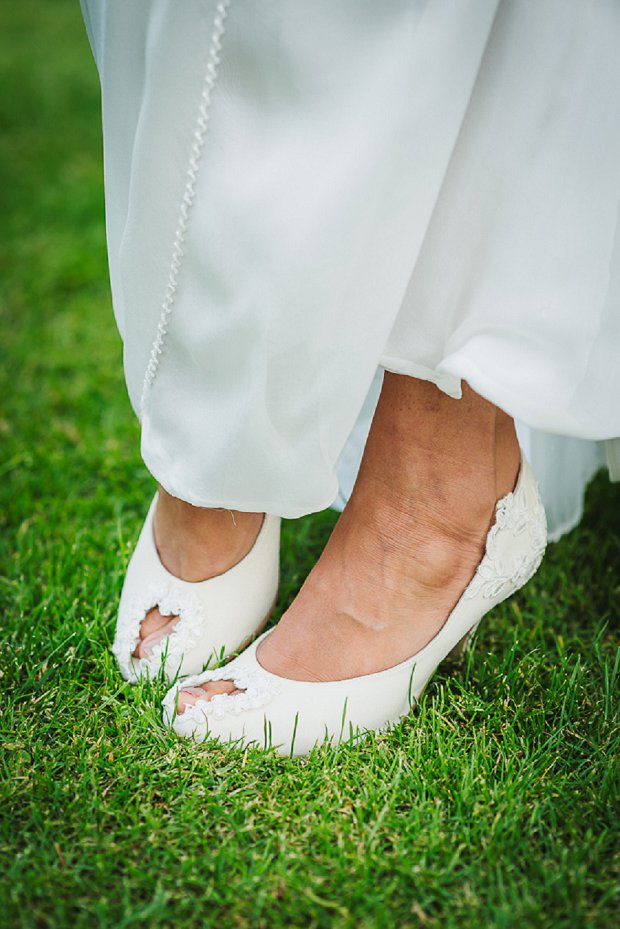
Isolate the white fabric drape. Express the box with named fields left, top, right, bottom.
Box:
left=81, top=0, right=620, bottom=538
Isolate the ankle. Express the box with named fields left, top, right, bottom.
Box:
left=154, top=489, right=264, bottom=581
left=352, top=462, right=498, bottom=549
left=495, top=412, right=520, bottom=498
left=305, top=494, right=488, bottom=637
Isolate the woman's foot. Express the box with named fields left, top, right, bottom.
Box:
left=133, top=490, right=263, bottom=659
left=177, top=377, right=520, bottom=712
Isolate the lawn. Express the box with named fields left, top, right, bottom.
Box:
left=0, top=3, right=618, bottom=927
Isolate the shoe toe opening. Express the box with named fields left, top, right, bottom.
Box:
left=132, top=606, right=180, bottom=659
left=177, top=680, right=246, bottom=714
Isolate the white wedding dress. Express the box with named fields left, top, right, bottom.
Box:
left=80, top=0, right=620, bottom=540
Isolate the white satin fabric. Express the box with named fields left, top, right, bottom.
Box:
left=81, top=0, right=620, bottom=539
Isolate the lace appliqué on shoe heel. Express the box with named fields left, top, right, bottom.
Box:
left=464, top=477, right=547, bottom=601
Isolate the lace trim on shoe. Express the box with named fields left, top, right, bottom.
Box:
left=112, top=583, right=208, bottom=682
left=463, top=475, right=547, bottom=601
left=163, top=666, right=281, bottom=725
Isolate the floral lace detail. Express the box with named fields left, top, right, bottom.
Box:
left=112, top=583, right=208, bottom=682
left=463, top=469, right=547, bottom=601
left=163, top=664, right=281, bottom=726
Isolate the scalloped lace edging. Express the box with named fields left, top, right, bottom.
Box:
left=164, top=665, right=281, bottom=725
left=112, top=582, right=209, bottom=681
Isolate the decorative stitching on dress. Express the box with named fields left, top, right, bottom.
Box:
left=139, top=0, right=232, bottom=417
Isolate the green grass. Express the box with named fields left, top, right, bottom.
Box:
left=1, top=3, right=619, bottom=927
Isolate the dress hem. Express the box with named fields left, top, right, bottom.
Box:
left=140, top=441, right=342, bottom=520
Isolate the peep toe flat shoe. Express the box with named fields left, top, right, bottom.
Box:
left=162, top=453, right=546, bottom=756
left=112, top=496, right=281, bottom=683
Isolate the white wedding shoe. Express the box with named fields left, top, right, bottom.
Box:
left=112, top=496, right=281, bottom=683
left=162, top=453, right=547, bottom=755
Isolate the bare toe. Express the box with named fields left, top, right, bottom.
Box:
left=177, top=680, right=245, bottom=714
left=133, top=607, right=180, bottom=659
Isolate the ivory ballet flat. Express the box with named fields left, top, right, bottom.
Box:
left=162, top=453, right=547, bottom=756
left=112, top=496, right=281, bottom=683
